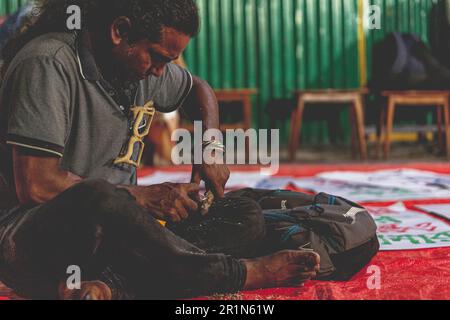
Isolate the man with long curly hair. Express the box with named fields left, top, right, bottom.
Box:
left=0, top=0, right=319, bottom=300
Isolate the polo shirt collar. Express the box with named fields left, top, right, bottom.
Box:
left=75, top=31, right=102, bottom=81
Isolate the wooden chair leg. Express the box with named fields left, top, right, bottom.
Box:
left=243, top=96, right=252, bottom=130
left=242, top=97, right=253, bottom=163
left=376, top=105, right=386, bottom=159
left=289, top=99, right=305, bottom=161
left=349, top=105, right=358, bottom=160
left=437, top=106, right=443, bottom=151
left=443, top=101, right=450, bottom=160
left=353, top=97, right=368, bottom=161
left=384, top=99, right=396, bottom=160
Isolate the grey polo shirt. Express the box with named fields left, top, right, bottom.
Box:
left=0, top=31, right=193, bottom=202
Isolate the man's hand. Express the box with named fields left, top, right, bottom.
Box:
left=191, top=164, right=230, bottom=198
left=125, top=183, right=200, bottom=223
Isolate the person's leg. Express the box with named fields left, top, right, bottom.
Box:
left=0, top=181, right=320, bottom=300
left=167, top=196, right=266, bottom=258
left=225, top=188, right=315, bottom=209
left=166, top=189, right=314, bottom=258
left=101, top=189, right=320, bottom=299
left=166, top=189, right=319, bottom=263
left=221, top=189, right=317, bottom=257
left=0, top=180, right=246, bottom=299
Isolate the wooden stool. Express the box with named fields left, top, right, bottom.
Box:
left=181, top=89, right=257, bottom=132
left=379, top=91, right=450, bottom=160
left=289, top=89, right=368, bottom=161
left=214, top=89, right=257, bottom=131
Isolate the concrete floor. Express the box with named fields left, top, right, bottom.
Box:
left=281, top=141, right=448, bottom=164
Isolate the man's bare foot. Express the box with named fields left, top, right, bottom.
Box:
left=242, top=250, right=321, bottom=290
left=58, top=281, right=113, bottom=300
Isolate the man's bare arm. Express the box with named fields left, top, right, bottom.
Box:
left=13, top=147, right=82, bottom=205
left=12, top=146, right=199, bottom=222
left=181, top=75, right=230, bottom=198
left=181, top=75, right=220, bottom=130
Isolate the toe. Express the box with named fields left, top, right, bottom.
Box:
left=305, top=252, right=321, bottom=269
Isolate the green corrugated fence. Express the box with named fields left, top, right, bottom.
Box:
left=184, top=0, right=442, bottom=144
left=0, top=0, right=29, bottom=15
left=2, top=0, right=444, bottom=145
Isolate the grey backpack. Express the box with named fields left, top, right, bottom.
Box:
left=228, top=189, right=380, bottom=281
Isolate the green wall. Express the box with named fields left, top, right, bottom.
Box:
left=0, top=0, right=29, bottom=15
left=184, top=0, right=442, bottom=145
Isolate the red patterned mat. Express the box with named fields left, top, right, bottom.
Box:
left=1, top=163, right=450, bottom=300
left=0, top=284, right=18, bottom=300
left=196, top=248, right=450, bottom=300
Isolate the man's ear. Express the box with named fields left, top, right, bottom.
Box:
left=110, top=16, right=132, bottom=46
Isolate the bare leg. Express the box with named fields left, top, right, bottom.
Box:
left=59, top=250, right=321, bottom=299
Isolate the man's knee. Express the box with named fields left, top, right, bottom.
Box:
left=44, top=179, right=126, bottom=222
left=213, top=197, right=265, bottom=232
left=225, top=189, right=274, bottom=202
left=73, top=179, right=116, bottom=197
left=170, top=196, right=266, bottom=258
left=211, top=197, right=266, bottom=257
left=61, top=179, right=119, bottom=207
